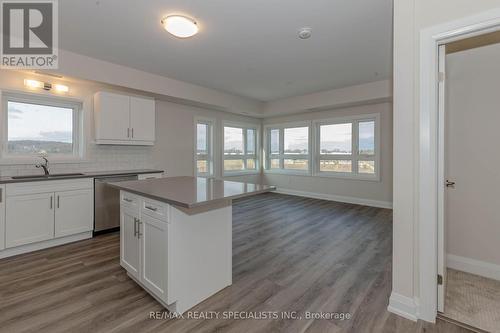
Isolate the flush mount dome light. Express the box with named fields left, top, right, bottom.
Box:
left=161, top=15, right=198, bottom=38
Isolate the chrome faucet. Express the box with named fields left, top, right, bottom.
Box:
left=36, top=157, right=50, bottom=176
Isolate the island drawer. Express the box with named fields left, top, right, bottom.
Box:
left=141, top=198, right=169, bottom=222
left=121, top=191, right=140, bottom=208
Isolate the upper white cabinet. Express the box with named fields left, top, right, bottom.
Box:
left=130, top=97, right=156, bottom=142
left=0, top=185, right=5, bottom=250
left=94, top=92, right=155, bottom=146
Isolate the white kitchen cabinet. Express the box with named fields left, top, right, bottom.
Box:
left=6, top=193, right=55, bottom=248
left=130, top=96, right=155, bottom=142
left=120, top=206, right=141, bottom=280
left=140, top=213, right=168, bottom=300
left=94, top=91, right=155, bottom=145
left=94, top=92, right=130, bottom=141
left=55, top=189, right=93, bottom=237
left=1, top=179, right=94, bottom=257
left=0, top=185, right=5, bottom=250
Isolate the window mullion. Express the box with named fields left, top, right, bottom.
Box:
left=352, top=121, right=359, bottom=174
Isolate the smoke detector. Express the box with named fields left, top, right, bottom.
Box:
left=298, top=27, right=312, bottom=39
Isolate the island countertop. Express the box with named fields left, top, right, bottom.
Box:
left=109, top=176, right=275, bottom=208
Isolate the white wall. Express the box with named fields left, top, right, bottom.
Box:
left=0, top=70, right=261, bottom=184
left=262, top=102, right=393, bottom=207
left=263, top=80, right=391, bottom=117
left=0, top=70, right=156, bottom=176
left=152, top=99, right=261, bottom=184
left=392, top=0, right=500, bottom=321
left=446, top=43, right=500, bottom=267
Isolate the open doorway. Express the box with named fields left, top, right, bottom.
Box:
left=438, top=32, right=500, bottom=332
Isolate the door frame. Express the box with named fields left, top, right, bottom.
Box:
left=419, top=8, right=500, bottom=322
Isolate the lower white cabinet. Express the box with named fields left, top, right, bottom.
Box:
left=120, top=196, right=169, bottom=303
left=120, top=206, right=141, bottom=280
left=0, top=185, right=6, bottom=250
left=141, top=213, right=168, bottom=299
left=3, top=179, right=94, bottom=252
left=6, top=192, right=55, bottom=248
left=55, top=189, right=93, bottom=237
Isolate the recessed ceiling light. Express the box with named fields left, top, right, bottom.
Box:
left=161, top=15, right=198, bottom=38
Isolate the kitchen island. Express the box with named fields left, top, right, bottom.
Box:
left=110, top=176, right=275, bottom=314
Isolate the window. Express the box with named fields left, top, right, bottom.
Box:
left=264, top=114, right=379, bottom=180
left=2, top=92, right=82, bottom=159
left=315, top=115, right=378, bottom=179
left=223, top=123, right=258, bottom=174
left=265, top=124, right=310, bottom=173
left=195, top=118, right=214, bottom=177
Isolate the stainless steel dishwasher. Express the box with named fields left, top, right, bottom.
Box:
left=94, top=174, right=138, bottom=234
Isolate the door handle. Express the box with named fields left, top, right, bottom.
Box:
left=127, top=128, right=130, bottom=138
left=131, top=128, right=134, bottom=138
left=57, top=195, right=60, bottom=208
left=50, top=196, right=53, bottom=209
left=445, top=180, right=455, bottom=188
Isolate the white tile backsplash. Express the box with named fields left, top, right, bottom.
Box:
left=0, top=144, right=156, bottom=177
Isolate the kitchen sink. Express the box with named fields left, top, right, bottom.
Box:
left=12, top=173, right=85, bottom=180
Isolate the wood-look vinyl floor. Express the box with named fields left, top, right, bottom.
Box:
left=0, top=193, right=471, bottom=333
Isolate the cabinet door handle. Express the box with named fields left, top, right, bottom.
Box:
left=0, top=188, right=2, bottom=203
left=145, top=205, right=158, bottom=212
left=50, top=196, right=53, bottom=210
left=131, top=128, right=134, bottom=138
left=133, top=218, right=138, bottom=237
left=127, top=128, right=130, bottom=138
left=137, top=220, right=143, bottom=238
left=57, top=195, right=60, bottom=208
left=123, top=197, right=133, bottom=203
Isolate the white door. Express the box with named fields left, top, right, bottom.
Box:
left=140, top=214, right=168, bottom=301
left=120, top=206, right=140, bottom=279
left=130, top=96, right=155, bottom=142
left=0, top=185, right=5, bottom=250
left=6, top=193, right=55, bottom=248
left=95, top=92, right=131, bottom=141
left=54, top=189, right=93, bottom=238
left=437, top=44, right=447, bottom=312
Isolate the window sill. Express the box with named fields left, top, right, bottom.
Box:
left=264, top=169, right=310, bottom=176
left=264, top=169, right=380, bottom=182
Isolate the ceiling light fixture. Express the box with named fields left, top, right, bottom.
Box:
left=161, top=15, right=198, bottom=38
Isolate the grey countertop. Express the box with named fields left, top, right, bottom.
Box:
left=0, top=169, right=164, bottom=184
left=109, top=176, right=275, bottom=209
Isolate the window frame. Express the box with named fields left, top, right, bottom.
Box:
left=313, top=113, right=380, bottom=181
left=222, top=121, right=260, bottom=176
left=263, top=121, right=312, bottom=176
left=1, top=91, right=84, bottom=163
left=194, top=116, right=215, bottom=178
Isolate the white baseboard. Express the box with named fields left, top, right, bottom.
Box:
left=388, top=292, right=418, bottom=322
left=0, top=232, right=93, bottom=259
left=275, top=188, right=393, bottom=209
left=447, top=254, right=500, bottom=281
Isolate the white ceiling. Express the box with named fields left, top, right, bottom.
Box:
left=60, top=0, right=393, bottom=102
